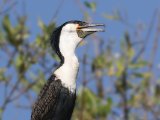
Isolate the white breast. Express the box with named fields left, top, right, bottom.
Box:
left=54, top=56, right=79, bottom=92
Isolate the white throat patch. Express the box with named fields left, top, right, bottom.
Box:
left=54, top=24, right=82, bottom=92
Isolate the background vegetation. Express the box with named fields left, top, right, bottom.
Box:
left=0, top=0, right=160, bottom=120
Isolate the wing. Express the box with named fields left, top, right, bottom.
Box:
left=52, top=87, right=76, bottom=120
left=31, top=75, right=62, bottom=120
left=36, top=75, right=56, bottom=100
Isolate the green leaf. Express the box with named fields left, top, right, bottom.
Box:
left=131, top=72, right=151, bottom=80
left=129, top=60, right=148, bottom=69
left=31, top=72, right=46, bottom=93
left=132, top=72, right=144, bottom=78
left=115, top=58, right=125, bottom=77
left=36, top=20, right=55, bottom=49
left=103, top=13, right=119, bottom=20
left=76, top=88, right=111, bottom=118
left=155, top=84, right=160, bottom=97
left=0, top=108, right=3, bottom=120
left=38, top=19, right=46, bottom=32
left=84, top=1, right=96, bottom=12
left=2, top=15, right=15, bottom=43
left=0, top=68, right=6, bottom=82
left=103, top=10, right=121, bottom=20
left=2, top=15, right=28, bottom=47
left=92, top=54, right=106, bottom=70
left=107, top=65, right=115, bottom=76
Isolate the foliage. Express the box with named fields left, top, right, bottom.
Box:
left=73, top=88, right=112, bottom=120
left=84, top=1, right=96, bottom=12
left=0, top=1, right=160, bottom=120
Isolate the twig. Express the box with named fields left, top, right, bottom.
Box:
left=121, top=69, right=129, bottom=120
left=79, top=53, right=87, bottom=120
left=74, top=0, right=86, bottom=14
left=0, top=1, right=17, bottom=15
left=50, top=0, right=65, bottom=22
left=10, top=81, right=37, bottom=101
left=149, top=13, right=160, bottom=71
left=132, top=9, right=159, bottom=63
left=82, top=53, right=87, bottom=86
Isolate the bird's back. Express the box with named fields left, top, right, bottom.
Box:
left=31, top=75, right=76, bottom=120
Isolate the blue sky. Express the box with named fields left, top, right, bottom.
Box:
left=1, top=0, right=160, bottom=119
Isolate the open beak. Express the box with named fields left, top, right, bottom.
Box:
left=77, top=23, right=105, bottom=32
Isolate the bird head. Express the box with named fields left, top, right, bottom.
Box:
left=50, top=20, right=105, bottom=61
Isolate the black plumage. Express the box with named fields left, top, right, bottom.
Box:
left=31, top=75, right=76, bottom=120
left=31, top=21, right=79, bottom=120
left=50, top=25, right=64, bottom=65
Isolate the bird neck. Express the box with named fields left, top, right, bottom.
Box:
left=54, top=30, right=82, bottom=91
left=53, top=32, right=82, bottom=92
left=54, top=54, right=79, bottom=92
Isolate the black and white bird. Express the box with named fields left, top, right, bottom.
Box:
left=31, top=20, right=104, bottom=120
